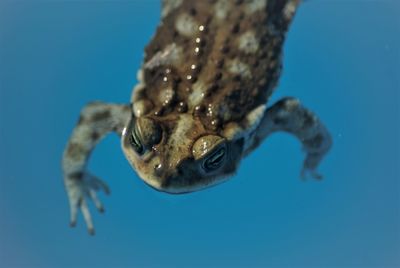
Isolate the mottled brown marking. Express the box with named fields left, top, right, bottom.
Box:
left=273, top=116, right=288, bottom=126
left=214, top=72, right=222, bottom=81
left=231, top=23, right=240, bottom=33
left=215, top=59, right=224, bottom=68
left=235, top=0, right=243, bottom=5
left=302, top=111, right=315, bottom=129
left=67, top=143, right=87, bottom=159
left=91, top=131, right=100, bottom=140
left=233, top=75, right=241, bottom=82
left=91, top=110, right=111, bottom=122
left=69, top=171, right=83, bottom=181
left=220, top=44, right=230, bottom=54
left=304, top=133, right=324, bottom=149
left=208, top=83, right=219, bottom=93
left=189, top=7, right=197, bottom=16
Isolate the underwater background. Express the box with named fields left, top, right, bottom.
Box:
left=0, top=1, right=399, bottom=267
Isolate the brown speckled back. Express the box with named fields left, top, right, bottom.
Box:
left=138, top=0, right=297, bottom=133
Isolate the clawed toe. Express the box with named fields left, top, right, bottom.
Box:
left=88, top=228, right=95, bottom=236
left=89, top=189, right=105, bottom=213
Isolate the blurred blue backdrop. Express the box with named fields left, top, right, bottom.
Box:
left=0, top=1, right=399, bottom=267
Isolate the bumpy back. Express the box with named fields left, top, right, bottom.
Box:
left=136, top=0, right=300, bottom=132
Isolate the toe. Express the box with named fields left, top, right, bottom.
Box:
left=89, top=189, right=105, bottom=213
left=80, top=199, right=95, bottom=234
left=88, top=227, right=95, bottom=236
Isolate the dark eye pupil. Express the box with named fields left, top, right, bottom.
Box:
left=204, top=147, right=226, bottom=172
left=130, top=128, right=144, bottom=154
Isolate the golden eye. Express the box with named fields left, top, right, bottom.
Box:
left=136, top=117, right=162, bottom=148
left=192, top=135, right=227, bottom=173
left=192, top=135, right=224, bottom=160
left=128, top=117, right=162, bottom=155
left=202, top=146, right=226, bottom=172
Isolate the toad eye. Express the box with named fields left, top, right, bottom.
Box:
left=129, top=127, right=144, bottom=155
left=192, top=135, right=227, bottom=173
left=128, top=117, right=162, bottom=155
left=202, top=146, right=226, bottom=172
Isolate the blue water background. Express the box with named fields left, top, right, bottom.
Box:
left=0, top=1, right=399, bottom=267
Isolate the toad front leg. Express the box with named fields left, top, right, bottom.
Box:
left=62, top=102, right=130, bottom=235
left=249, top=97, right=332, bottom=179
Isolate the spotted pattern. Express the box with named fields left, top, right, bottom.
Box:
left=135, top=0, right=297, bottom=133
left=237, top=30, right=259, bottom=53
left=175, top=13, right=199, bottom=37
